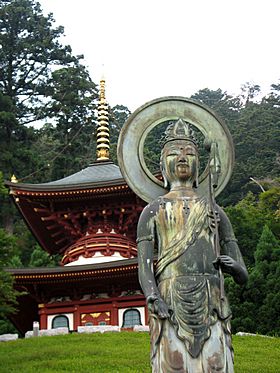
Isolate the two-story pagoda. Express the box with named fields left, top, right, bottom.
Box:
left=6, top=79, right=147, bottom=335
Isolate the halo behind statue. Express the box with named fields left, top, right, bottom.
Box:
left=117, top=96, right=234, bottom=203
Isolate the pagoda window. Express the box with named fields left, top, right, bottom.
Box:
left=122, top=309, right=141, bottom=328
left=52, top=315, right=69, bottom=329
left=85, top=322, right=93, bottom=326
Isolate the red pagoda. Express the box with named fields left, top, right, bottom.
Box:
left=6, top=78, right=147, bottom=335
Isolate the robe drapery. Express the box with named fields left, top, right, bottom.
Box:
left=139, top=196, right=236, bottom=373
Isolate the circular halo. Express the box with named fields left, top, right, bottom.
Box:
left=117, top=96, right=234, bottom=203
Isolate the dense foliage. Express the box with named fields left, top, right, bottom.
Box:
left=225, top=184, right=280, bottom=335
left=0, top=0, right=279, bottom=337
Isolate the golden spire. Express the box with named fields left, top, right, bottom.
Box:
left=11, top=174, right=18, bottom=183
left=96, top=75, right=110, bottom=161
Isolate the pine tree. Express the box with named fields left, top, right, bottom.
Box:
left=251, top=225, right=280, bottom=335
left=0, top=228, right=22, bottom=318
left=29, top=244, right=58, bottom=267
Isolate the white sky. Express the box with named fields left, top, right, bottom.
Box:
left=39, top=0, right=280, bottom=112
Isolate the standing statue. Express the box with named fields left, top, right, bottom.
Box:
left=117, top=97, right=248, bottom=373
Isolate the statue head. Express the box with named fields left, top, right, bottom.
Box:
left=160, top=119, right=199, bottom=189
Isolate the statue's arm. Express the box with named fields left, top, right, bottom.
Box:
left=216, top=206, right=248, bottom=285
left=137, top=203, right=169, bottom=318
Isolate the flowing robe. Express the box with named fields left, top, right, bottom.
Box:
left=137, top=196, right=245, bottom=373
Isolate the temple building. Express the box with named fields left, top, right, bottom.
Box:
left=6, top=78, right=147, bottom=335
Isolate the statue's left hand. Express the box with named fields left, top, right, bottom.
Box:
left=213, top=255, right=237, bottom=275
left=213, top=255, right=248, bottom=284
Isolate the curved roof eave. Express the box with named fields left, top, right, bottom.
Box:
left=6, top=257, right=139, bottom=275
left=5, top=161, right=127, bottom=192
left=6, top=177, right=126, bottom=192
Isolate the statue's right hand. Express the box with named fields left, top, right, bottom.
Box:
left=147, top=294, right=169, bottom=319
left=154, top=298, right=170, bottom=319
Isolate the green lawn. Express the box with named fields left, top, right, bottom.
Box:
left=0, top=332, right=279, bottom=372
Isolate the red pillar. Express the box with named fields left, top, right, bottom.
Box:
left=111, top=301, right=118, bottom=325
left=144, top=305, right=149, bottom=325
left=38, top=304, right=47, bottom=329
left=73, top=305, right=80, bottom=330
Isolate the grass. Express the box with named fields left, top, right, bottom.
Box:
left=0, top=332, right=279, bottom=372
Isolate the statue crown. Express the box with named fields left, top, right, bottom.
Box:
left=161, top=118, right=198, bottom=147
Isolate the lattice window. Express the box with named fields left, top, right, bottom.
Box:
left=122, top=309, right=141, bottom=327
left=52, top=315, right=69, bottom=329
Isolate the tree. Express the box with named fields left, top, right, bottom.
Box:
left=190, top=88, right=241, bottom=125
left=190, top=89, right=242, bottom=205
left=189, top=84, right=280, bottom=206
left=0, top=167, right=18, bottom=234
left=226, top=85, right=280, bottom=204
left=0, top=0, right=99, bottom=183
left=225, top=186, right=280, bottom=335
left=247, top=226, right=280, bottom=335
left=12, top=219, right=38, bottom=265
left=226, top=226, right=280, bottom=335
left=240, top=82, right=261, bottom=105
left=0, top=228, right=21, bottom=319
left=109, top=105, right=131, bottom=164
left=33, top=65, right=98, bottom=181
left=0, top=226, right=25, bottom=334
left=0, top=0, right=100, bottom=240
left=0, top=92, right=17, bottom=160
left=29, top=244, right=59, bottom=267
left=0, top=88, right=40, bottom=187
left=258, top=182, right=280, bottom=238
left=0, top=170, right=8, bottom=197
left=0, top=0, right=80, bottom=125
left=0, top=92, right=34, bottom=180
left=225, top=192, right=265, bottom=266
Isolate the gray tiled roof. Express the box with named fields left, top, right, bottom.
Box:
left=6, top=161, right=126, bottom=191
left=43, top=161, right=123, bottom=186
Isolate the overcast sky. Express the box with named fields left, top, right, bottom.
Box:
left=39, top=0, right=280, bottom=112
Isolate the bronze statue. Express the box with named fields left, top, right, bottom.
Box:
left=117, top=97, right=248, bottom=373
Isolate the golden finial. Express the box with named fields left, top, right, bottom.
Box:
left=97, top=73, right=110, bottom=161
left=11, top=174, right=18, bottom=183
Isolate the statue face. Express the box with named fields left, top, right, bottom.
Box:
left=161, top=140, right=198, bottom=185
